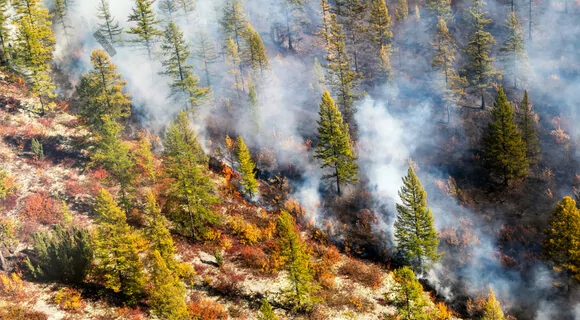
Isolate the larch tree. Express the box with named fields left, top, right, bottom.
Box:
left=144, top=191, right=180, bottom=272
left=318, top=0, right=332, bottom=46
left=158, top=0, right=179, bottom=21
left=432, top=18, right=455, bottom=85
left=517, top=90, right=540, bottom=161
left=395, top=166, right=441, bottom=272
left=482, top=288, right=506, bottom=320
left=220, top=0, right=247, bottom=82
left=93, top=189, right=146, bottom=305
left=276, top=0, right=305, bottom=52
left=148, top=250, right=190, bottom=320
left=395, top=0, right=409, bottom=23
left=500, top=12, right=526, bottom=89
left=427, top=0, right=451, bottom=18
left=314, top=91, right=359, bottom=195
left=377, top=45, right=392, bottom=83
left=0, top=0, right=10, bottom=59
left=193, top=31, right=219, bottom=87
left=312, top=57, right=327, bottom=94
left=225, top=37, right=244, bottom=98
left=544, top=196, right=580, bottom=282
left=53, top=0, right=72, bottom=45
left=258, top=298, right=278, bottom=320
left=325, top=14, right=359, bottom=124
left=176, top=0, right=195, bottom=20
left=464, top=0, right=501, bottom=109
left=163, top=111, right=221, bottom=240
left=243, top=24, right=270, bottom=77
left=392, top=266, right=430, bottom=320
left=342, top=0, right=366, bottom=73
left=77, top=49, right=131, bottom=132
left=160, top=21, right=208, bottom=112
left=12, top=0, right=56, bottom=113
left=236, top=136, right=259, bottom=197
left=277, top=210, right=316, bottom=310
left=483, top=87, right=528, bottom=186
left=96, top=0, right=124, bottom=44
left=127, top=0, right=163, bottom=60
left=369, top=0, right=393, bottom=50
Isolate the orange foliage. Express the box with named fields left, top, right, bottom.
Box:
left=240, top=246, right=268, bottom=271
left=21, top=192, right=62, bottom=224
left=188, top=297, right=228, bottom=320
left=338, top=258, right=383, bottom=289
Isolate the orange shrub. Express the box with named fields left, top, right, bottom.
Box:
left=0, top=305, right=47, bottom=320
left=21, top=192, right=62, bottom=224
left=0, top=273, right=24, bottom=299
left=239, top=246, right=268, bottom=271
left=213, top=268, right=246, bottom=297
left=189, top=297, right=228, bottom=320
left=338, top=258, right=383, bottom=289
left=53, top=288, right=84, bottom=312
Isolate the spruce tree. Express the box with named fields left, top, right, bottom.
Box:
left=163, top=111, right=221, bottom=240
left=517, top=90, right=540, bottom=161
left=243, top=24, right=270, bottom=77
left=0, top=0, right=9, bottom=57
left=93, top=189, right=146, bottom=305
left=96, top=0, right=123, bottom=44
left=325, top=14, right=359, bottom=124
left=78, top=49, right=131, bottom=131
left=482, top=288, right=506, bottom=320
left=149, top=250, right=189, bottom=320
left=160, top=21, right=208, bottom=112
left=12, top=0, right=56, bottom=113
left=464, top=0, right=501, bottom=109
left=543, top=196, right=580, bottom=281
left=500, top=12, right=526, bottom=89
left=258, top=298, right=278, bottom=320
left=277, top=210, right=315, bottom=310
left=193, top=31, right=219, bottom=87
left=314, top=91, right=359, bottom=195
left=392, top=266, right=429, bottom=320
left=483, top=87, right=528, bottom=186
left=394, top=166, right=441, bottom=272
left=236, top=136, right=259, bottom=197
left=127, top=0, right=163, bottom=60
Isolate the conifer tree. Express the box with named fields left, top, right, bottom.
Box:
left=149, top=250, right=190, bottom=320
left=158, top=0, right=179, bottom=21
left=236, top=136, right=259, bottom=197
left=427, top=0, right=451, bottom=18
left=314, top=91, right=358, bottom=195
left=243, top=24, right=270, bottom=77
left=248, top=81, right=261, bottom=133
left=220, top=0, right=247, bottom=54
left=325, top=14, right=359, bottom=124
left=500, top=12, right=526, bottom=89
left=517, top=90, right=540, bottom=161
left=96, top=0, right=123, bottom=44
left=163, top=111, right=221, bottom=240
left=464, top=0, right=501, bottom=109
left=369, top=0, right=393, bottom=49
left=482, top=288, right=506, bottom=320
left=0, top=0, right=9, bottom=57
left=395, top=166, right=441, bottom=272
left=12, top=0, right=56, bottom=113
left=277, top=210, right=315, bottom=310
left=53, top=0, right=72, bottom=45
left=176, top=0, right=195, bottom=20
left=395, top=0, right=409, bottom=23
left=276, top=0, right=305, bottom=52
left=160, top=21, right=208, bottom=112
left=377, top=45, right=392, bottom=83
left=225, top=37, right=244, bottom=98
left=392, top=266, right=429, bottom=320
left=193, top=31, right=219, bottom=87
left=543, top=196, right=580, bottom=281
left=258, top=298, right=278, bottom=320
left=93, top=189, right=146, bottom=305
left=342, top=0, right=366, bottom=73
left=432, top=18, right=455, bottom=85
left=413, top=4, right=421, bottom=20
left=318, top=0, right=332, bottom=46
left=127, top=0, right=163, bottom=60
left=144, top=191, right=179, bottom=271
left=78, top=49, right=131, bottom=131
left=483, top=87, right=528, bottom=186
left=311, top=58, right=327, bottom=94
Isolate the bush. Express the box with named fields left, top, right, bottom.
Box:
left=338, top=258, right=383, bottom=289
left=53, top=288, right=84, bottom=312
left=0, top=171, right=17, bottom=205
left=188, top=297, right=228, bottom=320
left=213, top=267, right=246, bottom=297
left=31, top=138, right=44, bottom=160
left=0, top=305, right=48, bottom=320
left=27, top=224, right=93, bottom=284
left=229, top=215, right=262, bottom=245
left=21, top=192, right=62, bottom=224
left=0, top=273, right=23, bottom=299
left=239, top=246, right=268, bottom=271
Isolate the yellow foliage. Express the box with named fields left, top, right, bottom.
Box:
left=349, top=297, right=364, bottom=311
left=219, top=236, right=233, bottom=251
left=229, top=215, right=262, bottom=245
left=0, top=273, right=23, bottom=298
left=434, top=302, right=453, bottom=320
left=53, top=288, right=84, bottom=312
left=261, top=221, right=276, bottom=241
left=203, top=229, right=222, bottom=243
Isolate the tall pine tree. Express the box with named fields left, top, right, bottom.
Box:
left=220, top=0, right=247, bottom=80
left=243, top=24, right=270, bottom=77
left=369, top=0, right=392, bottom=49
left=236, top=136, right=259, bottom=197
left=500, top=12, right=526, bottom=89
left=96, top=0, right=123, bottom=44
left=517, top=90, right=540, bottom=161
left=158, top=0, right=179, bottom=21
left=314, top=91, right=359, bottom=195
left=127, top=0, right=163, bottom=60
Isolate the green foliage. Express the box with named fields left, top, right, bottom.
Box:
left=93, top=189, right=146, bottom=305
left=543, top=196, right=580, bottom=281
left=427, top=0, right=451, bottom=18
left=243, top=24, right=270, bottom=77
left=395, top=0, right=409, bottom=23
left=341, top=0, right=366, bottom=73
left=482, top=288, right=506, bottom=320
left=149, top=250, right=190, bottom=320
left=78, top=49, right=131, bottom=131
left=312, top=57, right=327, bottom=94
left=127, top=0, right=162, bottom=59
left=225, top=37, right=244, bottom=98
left=432, top=18, right=455, bottom=85
left=96, top=0, right=123, bottom=43
left=193, top=31, right=219, bottom=87
left=214, top=249, right=224, bottom=267
left=500, top=12, right=527, bottom=89
left=314, top=91, right=358, bottom=195
left=277, top=211, right=316, bottom=310
left=369, top=0, right=392, bottom=49
left=236, top=136, right=259, bottom=197
left=158, top=0, right=179, bottom=20
left=248, top=81, right=261, bottom=133
left=53, top=0, right=72, bottom=44
left=483, top=87, right=528, bottom=186
left=258, top=298, right=278, bottom=320
left=394, top=166, right=441, bottom=272
left=160, top=22, right=208, bottom=112
left=274, top=0, right=305, bottom=52
left=27, top=224, right=93, bottom=285
left=31, top=138, right=44, bottom=160
left=0, top=0, right=9, bottom=56
left=517, top=91, right=540, bottom=161
left=220, top=0, right=247, bottom=53
left=392, top=266, right=430, bottom=320
left=163, top=111, right=221, bottom=240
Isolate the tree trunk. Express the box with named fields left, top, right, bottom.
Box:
left=481, top=92, right=485, bottom=109
left=0, top=249, right=7, bottom=271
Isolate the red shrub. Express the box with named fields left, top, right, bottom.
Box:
left=21, top=192, right=62, bottom=224
left=213, top=268, right=246, bottom=297
left=188, top=297, right=228, bottom=320
left=239, top=246, right=268, bottom=271
left=339, top=258, right=384, bottom=289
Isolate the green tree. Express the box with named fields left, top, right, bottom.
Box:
left=544, top=196, right=580, bottom=282
left=427, top=0, right=451, bottom=18
left=31, top=138, right=44, bottom=160
left=176, top=0, right=195, bottom=19
left=394, top=166, right=441, bottom=272
left=325, top=14, right=359, bottom=124
left=314, top=91, right=358, bottom=195
left=159, top=0, right=179, bottom=21
left=483, top=87, right=528, bottom=186
left=127, top=0, right=163, bottom=60
left=517, top=90, right=540, bottom=161
left=432, top=18, right=455, bottom=85
left=248, top=81, right=261, bottom=133
left=369, top=0, right=392, bottom=49
left=464, top=0, right=501, bottom=109
left=236, top=136, right=259, bottom=197
left=12, top=0, right=56, bottom=113
left=144, top=191, right=179, bottom=271
left=392, top=266, right=430, bottom=320
left=160, top=21, right=208, bottom=112
left=500, top=12, right=526, bottom=89
left=395, top=0, right=409, bottom=23
left=0, top=0, right=10, bottom=57
left=342, top=0, right=366, bottom=73
left=193, top=31, right=219, bottom=87
left=276, top=0, right=305, bottom=52
left=96, top=0, right=123, bottom=44
left=258, top=298, right=278, bottom=320
left=93, top=189, right=146, bottom=305
left=149, top=250, right=190, bottom=320
left=163, top=111, right=221, bottom=240
left=220, top=0, right=247, bottom=56
left=225, top=37, right=244, bottom=99
left=243, top=24, right=270, bottom=77
left=78, top=49, right=131, bottom=131
left=318, top=0, right=332, bottom=46
left=27, top=224, right=93, bottom=285
left=277, top=210, right=316, bottom=310
left=53, top=0, right=72, bottom=45
left=311, top=57, right=327, bottom=94
left=482, top=288, right=506, bottom=320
